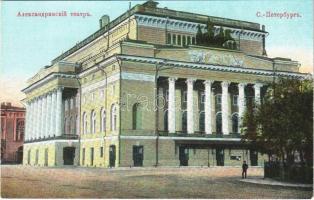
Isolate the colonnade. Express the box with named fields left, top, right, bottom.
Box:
left=25, top=87, right=64, bottom=141
left=167, top=78, right=263, bottom=134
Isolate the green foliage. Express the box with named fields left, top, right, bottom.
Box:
left=242, top=78, right=313, bottom=167
left=195, top=20, right=236, bottom=49
left=196, top=25, right=203, bottom=45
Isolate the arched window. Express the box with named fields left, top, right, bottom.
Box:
left=132, top=103, right=142, bottom=130
left=64, top=118, right=68, bottom=134
left=101, top=108, right=106, bottom=132
left=199, top=112, right=205, bottom=132
left=216, top=112, right=222, bottom=134
left=90, top=110, right=96, bottom=134
left=232, top=113, right=239, bottom=133
left=70, top=116, right=75, bottom=134
left=75, top=115, right=78, bottom=135
left=82, top=112, right=87, bottom=134
left=111, top=104, right=117, bottom=131
left=182, top=111, right=187, bottom=132
left=164, top=110, right=168, bottom=131
left=68, top=117, right=72, bottom=134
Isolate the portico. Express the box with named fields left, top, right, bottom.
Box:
left=25, top=87, right=65, bottom=141
left=164, top=77, right=263, bottom=135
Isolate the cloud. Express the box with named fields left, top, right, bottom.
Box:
left=267, top=46, right=313, bottom=74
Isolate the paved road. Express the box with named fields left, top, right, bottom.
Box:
left=1, top=165, right=312, bottom=198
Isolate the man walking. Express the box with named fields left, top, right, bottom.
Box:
left=242, top=160, right=248, bottom=179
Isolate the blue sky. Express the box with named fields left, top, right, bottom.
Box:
left=0, top=0, right=313, bottom=105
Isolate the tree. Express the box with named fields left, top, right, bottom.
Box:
left=196, top=25, right=203, bottom=45
left=242, top=78, right=313, bottom=167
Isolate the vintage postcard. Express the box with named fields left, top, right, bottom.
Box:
left=0, top=0, right=313, bottom=199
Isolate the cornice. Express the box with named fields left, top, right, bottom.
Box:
left=117, top=54, right=308, bottom=79
left=22, top=73, right=76, bottom=94
left=134, top=14, right=266, bottom=41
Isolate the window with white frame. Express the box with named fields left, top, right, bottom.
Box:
left=101, top=108, right=106, bottom=132
left=90, top=110, right=96, bottom=134
left=82, top=112, right=87, bottom=134
left=111, top=104, right=117, bottom=131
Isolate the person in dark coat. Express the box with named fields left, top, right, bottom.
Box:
left=242, top=160, right=248, bottom=179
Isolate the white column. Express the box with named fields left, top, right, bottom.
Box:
left=35, top=98, right=40, bottom=139
left=46, top=93, right=52, bottom=138
left=56, top=87, right=63, bottom=136
left=168, top=77, right=177, bottom=133
left=50, top=90, right=57, bottom=137
left=238, top=83, right=247, bottom=132
left=38, top=97, right=43, bottom=139
left=221, top=81, right=230, bottom=135
left=204, top=80, right=213, bottom=134
left=186, top=78, right=195, bottom=134
left=254, top=83, right=263, bottom=105
left=41, top=95, right=47, bottom=138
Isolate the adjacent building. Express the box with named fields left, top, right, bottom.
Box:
left=22, top=1, right=307, bottom=167
left=1, top=102, right=25, bottom=164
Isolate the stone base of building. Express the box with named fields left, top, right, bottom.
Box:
left=23, top=137, right=266, bottom=168
left=119, top=138, right=266, bottom=167
left=23, top=139, right=79, bottom=167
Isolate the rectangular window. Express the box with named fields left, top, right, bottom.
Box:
left=233, top=95, right=238, bottom=106
left=187, top=36, right=191, bottom=45
left=182, top=35, right=186, bottom=46
left=172, top=34, right=176, bottom=45
left=167, top=33, right=171, bottom=44
left=100, top=147, right=104, bottom=157
left=177, top=35, right=181, bottom=46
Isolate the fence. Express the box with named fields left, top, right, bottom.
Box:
left=264, top=161, right=313, bottom=184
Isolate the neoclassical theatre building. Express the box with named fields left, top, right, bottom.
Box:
left=23, top=1, right=307, bottom=167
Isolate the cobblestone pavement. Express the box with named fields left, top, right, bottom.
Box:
left=1, top=165, right=312, bottom=198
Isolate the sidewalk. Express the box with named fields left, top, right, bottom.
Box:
left=239, top=177, right=313, bottom=188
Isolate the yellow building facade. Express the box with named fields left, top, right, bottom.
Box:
left=23, top=1, right=307, bottom=167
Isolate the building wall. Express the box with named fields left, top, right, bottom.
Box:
left=23, top=140, right=79, bottom=166
left=1, top=103, right=25, bottom=163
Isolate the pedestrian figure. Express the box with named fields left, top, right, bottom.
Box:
left=242, top=160, right=248, bottom=179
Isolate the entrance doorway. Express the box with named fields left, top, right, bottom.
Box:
left=179, top=146, right=189, bottom=166
left=63, top=147, right=75, bottom=165
left=44, top=148, right=48, bottom=166
left=16, top=146, right=23, bottom=164
left=109, top=145, right=116, bottom=167
left=250, top=150, right=258, bottom=166
left=133, top=146, right=143, bottom=167
left=216, top=148, right=224, bottom=166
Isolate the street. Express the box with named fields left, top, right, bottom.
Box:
left=1, top=165, right=312, bottom=198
